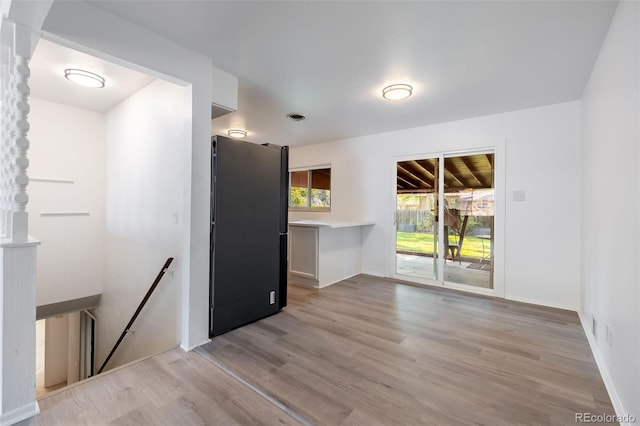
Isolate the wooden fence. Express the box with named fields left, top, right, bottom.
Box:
left=396, top=209, right=434, bottom=232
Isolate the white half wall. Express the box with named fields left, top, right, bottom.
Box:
left=581, top=1, right=640, bottom=419
left=28, top=97, right=106, bottom=306
left=290, top=100, right=582, bottom=310
left=97, top=79, right=187, bottom=370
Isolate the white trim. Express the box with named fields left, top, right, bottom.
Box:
left=392, top=146, right=498, bottom=164
left=288, top=166, right=332, bottom=211
left=180, top=338, right=211, bottom=352
left=437, top=154, right=445, bottom=280
left=443, top=280, right=495, bottom=296
left=391, top=273, right=440, bottom=287
left=0, top=236, right=40, bottom=248
left=290, top=272, right=361, bottom=289
left=506, top=295, right=577, bottom=312
left=390, top=146, right=503, bottom=298
left=289, top=270, right=317, bottom=279
left=391, top=273, right=496, bottom=297
left=0, top=401, right=39, bottom=426
left=494, top=139, right=507, bottom=299
left=578, top=312, right=632, bottom=425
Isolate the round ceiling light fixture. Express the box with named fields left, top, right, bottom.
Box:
left=64, top=69, right=106, bottom=88
left=382, top=83, right=413, bottom=101
left=227, top=129, right=247, bottom=138
left=287, top=113, right=306, bottom=121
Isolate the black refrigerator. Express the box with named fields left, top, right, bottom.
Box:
left=209, top=135, right=289, bottom=337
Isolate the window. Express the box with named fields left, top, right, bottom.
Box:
left=289, top=167, right=331, bottom=210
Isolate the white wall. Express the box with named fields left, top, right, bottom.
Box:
left=42, top=0, right=216, bottom=350
left=43, top=315, right=68, bottom=387
left=97, top=79, right=187, bottom=370
left=581, top=1, right=639, bottom=419
left=28, top=97, right=105, bottom=306
left=290, top=100, right=582, bottom=310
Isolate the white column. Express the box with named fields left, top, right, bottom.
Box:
left=0, top=16, right=39, bottom=426
left=0, top=19, right=11, bottom=239
left=0, top=18, right=30, bottom=244
left=0, top=240, right=39, bottom=425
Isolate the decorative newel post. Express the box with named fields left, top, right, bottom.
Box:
left=0, top=17, right=40, bottom=426
left=9, top=54, right=30, bottom=243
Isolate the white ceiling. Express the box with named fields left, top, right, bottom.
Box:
left=30, top=38, right=155, bottom=113
left=47, top=1, right=617, bottom=146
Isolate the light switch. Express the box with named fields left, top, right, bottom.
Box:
left=172, top=211, right=179, bottom=224
left=513, top=190, right=526, bottom=202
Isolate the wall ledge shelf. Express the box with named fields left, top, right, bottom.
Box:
left=30, top=178, right=75, bottom=184
left=40, top=212, right=90, bottom=217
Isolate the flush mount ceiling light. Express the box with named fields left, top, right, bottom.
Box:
left=64, top=69, right=106, bottom=88
left=227, top=129, right=247, bottom=138
left=382, top=83, right=413, bottom=101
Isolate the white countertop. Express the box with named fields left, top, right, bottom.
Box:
left=289, top=220, right=375, bottom=229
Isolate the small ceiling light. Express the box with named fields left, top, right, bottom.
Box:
left=227, top=129, right=247, bottom=138
left=64, top=69, right=106, bottom=88
left=287, top=113, right=306, bottom=121
left=382, top=83, right=413, bottom=101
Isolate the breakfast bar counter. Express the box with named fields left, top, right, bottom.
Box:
left=288, top=220, right=374, bottom=288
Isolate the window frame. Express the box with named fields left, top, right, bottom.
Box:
left=288, top=165, right=331, bottom=212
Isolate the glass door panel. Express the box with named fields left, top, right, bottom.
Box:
left=395, top=158, right=439, bottom=281
left=442, top=153, right=494, bottom=289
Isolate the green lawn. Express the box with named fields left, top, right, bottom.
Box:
left=396, top=231, right=490, bottom=259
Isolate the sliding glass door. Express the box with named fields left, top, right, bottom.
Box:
left=395, top=151, right=495, bottom=290
left=395, top=158, right=439, bottom=281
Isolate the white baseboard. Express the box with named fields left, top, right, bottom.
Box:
left=289, top=272, right=360, bottom=289
left=181, top=337, right=211, bottom=352
left=578, top=311, right=633, bottom=426
left=505, top=295, right=577, bottom=312
left=318, top=272, right=360, bottom=288
left=0, top=401, right=39, bottom=426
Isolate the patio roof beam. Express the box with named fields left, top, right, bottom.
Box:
left=401, top=162, right=434, bottom=189
left=397, top=174, right=419, bottom=190
left=406, top=160, right=436, bottom=188
left=397, top=165, right=430, bottom=190
left=459, top=157, right=488, bottom=187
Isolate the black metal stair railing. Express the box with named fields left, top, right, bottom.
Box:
left=97, top=257, right=174, bottom=374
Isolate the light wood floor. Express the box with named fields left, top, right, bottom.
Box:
left=29, top=275, right=614, bottom=425
left=201, top=275, right=614, bottom=425
left=28, top=348, right=299, bottom=425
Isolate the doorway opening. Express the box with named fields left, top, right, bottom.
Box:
left=35, top=310, right=96, bottom=398
left=29, top=37, right=186, bottom=386
left=395, top=151, right=495, bottom=290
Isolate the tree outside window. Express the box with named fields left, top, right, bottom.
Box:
left=289, top=168, right=331, bottom=210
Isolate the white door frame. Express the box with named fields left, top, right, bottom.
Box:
left=391, top=145, right=506, bottom=299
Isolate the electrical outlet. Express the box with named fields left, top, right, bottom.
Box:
left=606, top=324, right=613, bottom=347
left=269, top=291, right=275, bottom=305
